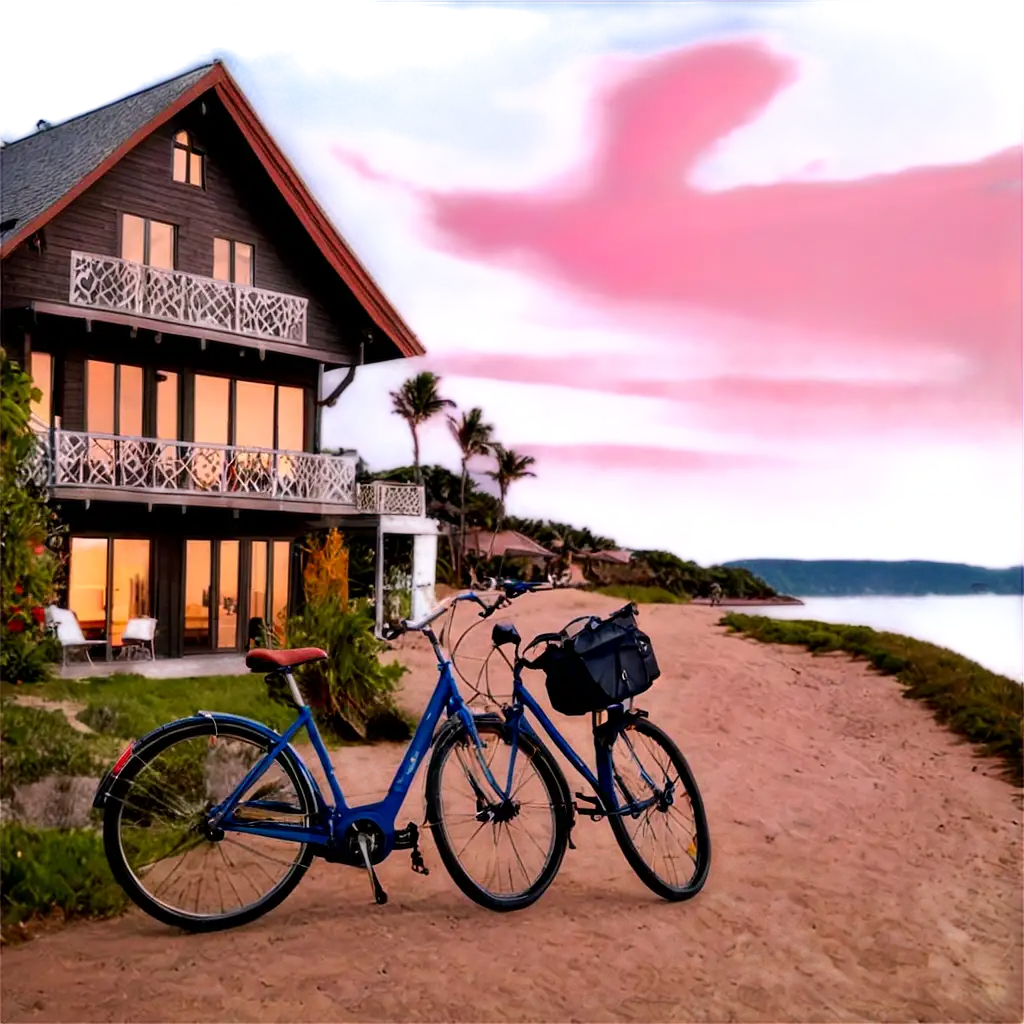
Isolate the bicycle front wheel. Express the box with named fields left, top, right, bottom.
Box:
left=606, top=717, right=711, bottom=900
left=426, top=718, right=570, bottom=912
left=103, top=718, right=316, bottom=932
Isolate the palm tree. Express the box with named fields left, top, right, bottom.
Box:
left=447, top=407, right=494, bottom=581
left=485, top=445, right=536, bottom=557
left=389, top=372, right=455, bottom=485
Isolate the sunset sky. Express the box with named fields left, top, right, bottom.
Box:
left=3, top=1, right=1021, bottom=566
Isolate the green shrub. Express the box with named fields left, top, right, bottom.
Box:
left=721, top=613, right=1023, bottom=785
left=1, top=824, right=127, bottom=929
left=1, top=349, right=64, bottom=684
left=0, top=702, right=105, bottom=799
left=274, top=597, right=411, bottom=742
left=594, top=585, right=686, bottom=604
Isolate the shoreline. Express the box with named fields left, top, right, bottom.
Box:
left=690, top=596, right=804, bottom=606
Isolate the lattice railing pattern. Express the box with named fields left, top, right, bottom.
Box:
left=69, top=251, right=308, bottom=343
left=357, top=481, right=426, bottom=516
left=43, top=430, right=356, bottom=505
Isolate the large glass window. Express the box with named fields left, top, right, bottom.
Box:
left=218, top=541, right=240, bottom=649
left=87, top=360, right=147, bottom=436
left=86, top=361, right=115, bottom=434
left=156, top=371, right=178, bottom=440
left=68, top=538, right=109, bottom=641
left=172, top=130, right=204, bottom=188
left=119, top=365, right=143, bottom=437
left=184, top=540, right=212, bottom=650
left=235, top=381, right=275, bottom=449
left=30, top=351, right=52, bottom=426
left=121, top=214, right=176, bottom=269
left=111, top=540, right=150, bottom=646
left=249, top=542, right=268, bottom=647
left=272, top=541, right=291, bottom=639
left=213, top=238, right=254, bottom=286
left=277, top=386, right=304, bottom=451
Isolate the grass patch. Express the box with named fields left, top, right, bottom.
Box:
left=594, top=585, right=689, bottom=604
left=1, top=673, right=297, bottom=742
left=721, top=614, right=1023, bottom=786
left=1, top=824, right=127, bottom=937
left=0, top=702, right=115, bottom=799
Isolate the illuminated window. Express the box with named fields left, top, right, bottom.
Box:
left=30, top=351, right=52, bottom=426
left=213, top=238, right=254, bottom=286
left=86, top=361, right=145, bottom=435
left=172, top=130, right=204, bottom=187
left=218, top=541, right=240, bottom=649
left=111, top=540, right=150, bottom=646
left=121, top=214, right=176, bottom=269
left=68, top=538, right=109, bottom=640
left=184, top=540, right=212, bottom=649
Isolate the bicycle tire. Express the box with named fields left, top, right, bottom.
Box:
left=426, top=718, right=570, bottom=912
left=606, top=717, right=711, bottom=901
left=103, top=718, right=316, bottom=932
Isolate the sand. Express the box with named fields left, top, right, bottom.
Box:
left=2, top=591, right=1020, bottom=1023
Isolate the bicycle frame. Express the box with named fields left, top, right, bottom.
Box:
left=497, top=671, right=662, bottom=819
left=206, top=625, right=509, bottom=858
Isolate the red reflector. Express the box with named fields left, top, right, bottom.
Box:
left=112, top=742, right=136, bottom=776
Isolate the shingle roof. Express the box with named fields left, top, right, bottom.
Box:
left=465, top=530, right=554, bottom=559
left=0, top=64, right=215, bottom=246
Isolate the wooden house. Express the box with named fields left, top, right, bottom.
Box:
left=1, top=61, right=437, bottom=657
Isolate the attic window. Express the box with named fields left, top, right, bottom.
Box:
left=172, top=130, right=204, bottom=187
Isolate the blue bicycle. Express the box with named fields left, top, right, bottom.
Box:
left=95, top=582, right=710, bottom=930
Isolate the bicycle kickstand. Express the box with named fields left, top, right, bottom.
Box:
left=356, top=832, right=388, bottom=906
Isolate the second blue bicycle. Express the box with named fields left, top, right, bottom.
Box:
left=94, top=581, right=711, bottom=930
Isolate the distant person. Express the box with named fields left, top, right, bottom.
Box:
left=709, top=582, right=723, bottom=606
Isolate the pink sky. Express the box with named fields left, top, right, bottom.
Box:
left=311, top=29, right=1024, bottom=569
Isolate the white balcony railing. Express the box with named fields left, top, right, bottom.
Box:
left=69, top=251, right=308, bottom=344
left=36, top=429, right=356, bottom=505
left=28, top=430, right=427, bottom=515
left=357, top=480, right=427, bottom=517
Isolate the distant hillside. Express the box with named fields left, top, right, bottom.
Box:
left=722, top=560, right=1024, bottom=597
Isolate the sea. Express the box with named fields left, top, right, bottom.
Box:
left=756, top=595, right=1024, bottom=683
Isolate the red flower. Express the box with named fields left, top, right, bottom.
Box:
left=13, top=585, right=23, bottom=596
left=31, top=607, right=45, bottom=625
left=7, top=619, right=24, bottom=633
left=33, top=545, right=45, bottom=556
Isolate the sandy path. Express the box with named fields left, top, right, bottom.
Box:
left=2, top=593, right=1020, bottom=1023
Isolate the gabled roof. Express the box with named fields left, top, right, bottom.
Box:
left=465, top=530, right=554, bottom=559
left=0, top=60, right=424, bottom=358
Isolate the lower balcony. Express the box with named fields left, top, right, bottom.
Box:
left=28, top=430, right=424, bottom=517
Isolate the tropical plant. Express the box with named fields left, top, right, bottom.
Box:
left=447, top=408, right=494, bottom=582
left=484, top=445, right=536, bottom=557
left=273, top=597, right=410, bottom=742
left=0, top=349, right=62, bottom=683
left=301, top=529, right=349, bottom=609
left=389, top=372, right=455, bottom=485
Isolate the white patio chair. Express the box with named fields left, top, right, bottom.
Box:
left=45, top=605, right=107, bottom=666
left=118, top=616, right=157, bottom=660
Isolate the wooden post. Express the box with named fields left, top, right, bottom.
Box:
left=374, top=519, right=385, bottom=637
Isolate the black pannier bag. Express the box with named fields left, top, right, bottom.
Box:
left=537, top=604, right=660, bottom=716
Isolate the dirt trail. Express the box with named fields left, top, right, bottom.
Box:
left=2, top=593, right=1020, bottom=1022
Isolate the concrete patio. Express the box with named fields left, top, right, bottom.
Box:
left=59, top=652, right=251, bottom=680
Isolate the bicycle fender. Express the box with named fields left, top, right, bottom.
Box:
left=91, top=712, right=326, bottom=815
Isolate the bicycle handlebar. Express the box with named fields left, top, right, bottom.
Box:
left=379, top=580, right=549, bottom=641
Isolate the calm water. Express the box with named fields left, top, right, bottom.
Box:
left=757, top=595, right=1023, bottom=682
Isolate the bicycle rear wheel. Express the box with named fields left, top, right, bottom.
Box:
left=426, top=718, right=570, bottom=912
left=103, top=718, right=316, bottom=932
left=606, top=717, right=710, bottom=900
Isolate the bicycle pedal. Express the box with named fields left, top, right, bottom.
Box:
left=575, top=791, right=600, bottom=805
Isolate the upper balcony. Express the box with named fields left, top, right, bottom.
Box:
left=69, top=251, right=308, bottom=345
left=27, top=428, right=425, bottom=518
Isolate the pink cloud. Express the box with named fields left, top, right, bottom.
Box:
left=335, top=39, right=1022, bottom=442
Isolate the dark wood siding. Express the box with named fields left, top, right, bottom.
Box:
left=2, top=94, right=378, bottom=361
